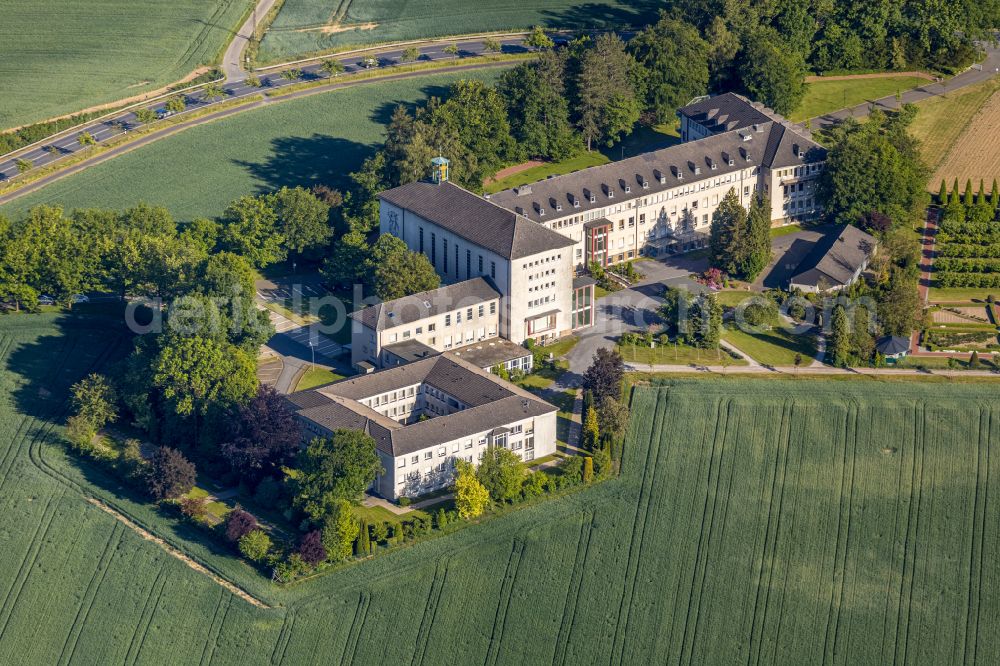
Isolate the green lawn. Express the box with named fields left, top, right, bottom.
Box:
left=2, top=69, right=507, bottom=222
left=723, top=325, right=818, bottom=366
left=714, top=290, right=757, bottom=308
left=1, top=0, right=252, bottom=130
left=294, top=366, right=345, bottom=391
left=617, top=342, right=748, bottom=366
left=2, top=315, right=999, bottom=663
left=484, top=152, right=610, bottom=194
left=790, top=75, right=931, bottom=122
left=770, top=223, right=803, bottom=238
left=929, top=286, right=1000, bottom=302
left=258, top=0, right=657, bottom=63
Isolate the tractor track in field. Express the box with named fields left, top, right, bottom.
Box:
left=410, top=557, right=450, bottom=666
left=552, top=509, right=595, bottom=666
left=270, top=608, right=295, bottom=665
left=199, top=590, right=233, bottom=666
left=123, top=567, right=168, bottom=666
left=894, top=402, right=927, bottom=666
left=610, top=388, right=671, bottom=666
left=56, top=521, right=125, bottom=666
left=339, top=590, right=371, bottom=666
left=483, top=539, right=525, bottom=666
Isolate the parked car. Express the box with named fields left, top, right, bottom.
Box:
left=156, top=108, right=173, bottom=119
left=71, top=294, right=90, bottom=304
left=38, top=295, right=56, bottom=306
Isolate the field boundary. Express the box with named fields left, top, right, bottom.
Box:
left=84, top=497, right=270, bottom=608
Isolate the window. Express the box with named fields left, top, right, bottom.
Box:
left=466, top=250, right=471, bottom=278
left=490, top=261, right=496, bottom=279
left=478, top=305, right=484, bottom=317
left=415, top=327, right=422, bottom=334
left=419, top=227, right=424, bottom=253
left=428, top=323, right=436, bottom=332
left=397, top=458, right=406, bottom=468
left=478, top=255, right=484, bottom=274
left=452, top=442, right=459, bottom=452
left=431, top=232, right=436, bottom=265
left=456, top=311, right=462, bottom=324
left=411, top=455, right=419, bottom=465
left=424, top=451, right=433, bottom=460
left=464, top=439, right=473, bottom=449
left=443, top=239, right=448, bottom=272
left=437, top=447, right=446, bottom=457
left=466, top=308, right=473, bottom=320
left=444, top=314, right=451, bottom=326
left=490, top=301, right=496, bottom=315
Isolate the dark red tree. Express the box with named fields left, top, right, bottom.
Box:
left=145, top=447, right=196, bottom=500
left=298, top=530, right=327, bottom=566
left=224, top=506, right=258, bottom=543
left=582, top=347, right=625, bottom=406
left=222, top=386, right=302, bottom=483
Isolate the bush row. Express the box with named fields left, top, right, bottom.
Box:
left=935, top=258, right=1000, bottom=274
left=937, top=243, right=1000, bottom=258
left=936, top=272, right=1000, bottom=288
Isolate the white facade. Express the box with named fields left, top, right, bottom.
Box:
left=379, top=198, right=576, bottom=344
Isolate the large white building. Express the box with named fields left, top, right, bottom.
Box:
left=379, top=172, right=596, bottom=345
left=489, top=93, right=827, bottom=267
left=286, top=353, right=558, bottom=499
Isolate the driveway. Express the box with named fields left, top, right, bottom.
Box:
left=755, top=225, right=837, bottom=290
left=565, top=254, right=709, bottom=384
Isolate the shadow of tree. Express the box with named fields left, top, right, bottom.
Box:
left=537, top=1, right=661, bottom=31
left=233, top=135, right=376, bottom=195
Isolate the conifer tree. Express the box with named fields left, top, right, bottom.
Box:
left=582, top=457, right=594, bottom=483
left=937, top=179, right=947, bottom=204
left=356, top=520, right=371, bottom=556
left=829, top=305, right=852, bottom=367
left=963, top=179, right=973, bottom=206
left=992, top=179, right=999, bottom=209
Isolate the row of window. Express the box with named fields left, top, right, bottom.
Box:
left=419, top=227, right=497, bottom=280
left=527, top=295, right=554, bottom=309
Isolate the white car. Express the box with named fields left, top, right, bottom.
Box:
left=362, top=57, right=379, bottom=69
left=38, top=295, right=56, bottom=306
left=71, top=294, right=90, bottom=304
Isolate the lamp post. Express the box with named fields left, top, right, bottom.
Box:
left=309, top=341, right=315, bottom=369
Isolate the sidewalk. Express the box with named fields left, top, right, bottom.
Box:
left=625, top=361, right=999, bottom=378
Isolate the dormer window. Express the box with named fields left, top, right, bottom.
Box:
left=694, top=166, right=701, bottom=175
left=589, top=194, right=597, bottom=203
left=608, top=189, right=614, bottom=199
left=573, top=197, right=581, bottom=208
left=624, top=185, right=631, bottom=193
left=728, top=158, right=735, bottom=166
left=642, top=179, right=649, bottom=189
left=555, top=203, right=563, bottom=211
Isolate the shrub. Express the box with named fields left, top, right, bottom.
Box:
left=398, top=496, right=411, bottom=507
left=298, top=530, right=327, bottom=566
left=238, top=529, right=272, bottom=562
left=224, top=507, right=258, bottom=543
left=145, top=447, right=196, bottom=500
left=582, top=457, right=594, bottom=483
left=179, top=497, right=208, bottom=522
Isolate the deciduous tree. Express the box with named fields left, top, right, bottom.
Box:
left=222, top=386, right=302, bottom=483
left=476, top=447, right=525, bottom=503
left=145, top=446, right=196, bottom=500
left=294, top=430, right=382, bottom=520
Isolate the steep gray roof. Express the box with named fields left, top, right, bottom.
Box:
left=379, top=181, right=574, bottom=259
left=876, top=335, right=910, bottom=356
left=287, top=353, right=556, bottom=457
left=790, top=225, right=877, bottom=288
left=489, top=122, right=825, bottom=225
left=350, top=277, right=501, bottom=331
left=677, top=92, right=778, bottom=133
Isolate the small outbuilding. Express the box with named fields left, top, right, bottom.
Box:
left=789, top=225, right=877, bottom=293
left=876, top=335, right=911, bottom=361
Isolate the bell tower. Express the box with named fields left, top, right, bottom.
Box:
left=431, top=156, right=450, bottom=184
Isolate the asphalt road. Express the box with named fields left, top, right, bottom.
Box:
left=809, top=39, right=1000, bottom=129
left=223, top=0, right=281, bottom=81
left=0, top=35, right=535, bottom=187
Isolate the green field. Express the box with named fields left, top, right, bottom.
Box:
left=0, top=0, right=252, bottom=130
left=790, top=75, right=931, bottom=122
left=1, top=69, right=506, bottom=222
left=2, top=314, right=999, bottom=662
left=258, top=0, right=658, bottom=62
left=723, top=325, right=819, bottom=366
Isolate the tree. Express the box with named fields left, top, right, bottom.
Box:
left=238, top=529, right=272, bottom=562
left=524, top=26, right=553, bottom=50
left=135, top=108, right=156, bottom=124
left=281, top=68, right=302, bottom=80
left=322, top=500, right=359, bottom=561
left=320, top=59, right=345, bottom=76
left=878, top=269, right=922, bottom=336
left=969, top=351, right=980, bottom=369
left=373, top=247, right=440, bottom=300
left=202, top=83, right=226, bottom=100
left=937, top=179, right=948, bottom=205
left=743, top=193, right=773, bottom=280
left=576, top=33, right=642, bottom=149
left=145, top=446, right=196, bottom=500
left=582, top=347, right=625, bottom=405
left=222, top=386, right=302, bottom=483
left=690, top=293, right=722, bottom=349
left=597, top=397, right=630, bottom=444
left=356, top=520, right=371, bottom=556
left=582, top=457, right=594, bottom=483
left=709, top=188, right=749, bottom=276
left=851, top=306, right=876, bottom=362
left=628, top=14, right=710, bottom=123
left=443, top=44, right=459, bottom=55
left=165, top=96, right=186, bottom=114
left=476, top=447, right=525, bottom=503
left=817, top=109, right=929, bottom=228
left=483, top=37, right=502, bottom=54
left=77, top=131, right=96, bottom=146
left=294, top=430, right=382, bottom=521
left=220, top=195, right=285, bottom=268
left=737, top=28, right=806, bottom=116
left=70, top=373, right=118, bottom=430
left=828, top=305, right=852, bottom=367
left=152, top=336, right=257, bottom=419
left=498, top=51, right=580, bottom=160
left=298, top=530, right=327, bottom=565
left=225, top=507, right=258, bottom=542
left=270, top=186, right=331, bottom=257
left=583, top=406, right=600, bottom=451
left=706, top=15, right=740, bottom=89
